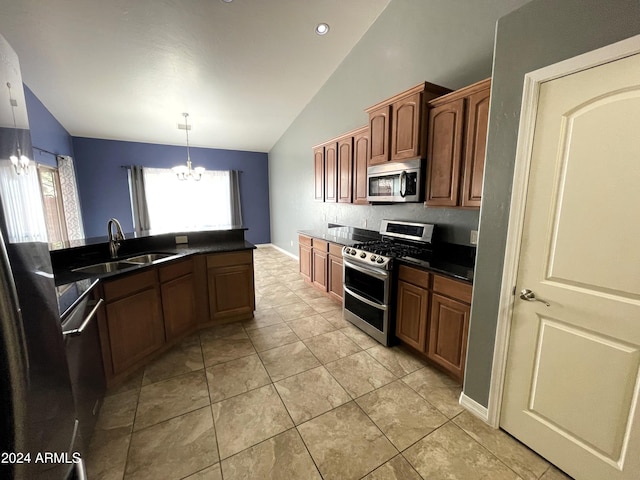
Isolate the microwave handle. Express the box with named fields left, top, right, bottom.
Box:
left=399, top=170, right=407, bottom=197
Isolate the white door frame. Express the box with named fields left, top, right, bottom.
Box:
left=485, top=33, right=640, bottom=428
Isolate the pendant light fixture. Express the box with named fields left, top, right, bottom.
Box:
left=172, top=112, right=204, bottom=181
left=6, top=82, right=30, bottom=175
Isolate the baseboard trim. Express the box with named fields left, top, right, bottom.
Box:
left=256, top=243, right=298, bottom=260
left=459, top=392, right=490, bottom=423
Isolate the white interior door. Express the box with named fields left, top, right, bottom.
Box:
left=500, top=51, right=640, bottom=480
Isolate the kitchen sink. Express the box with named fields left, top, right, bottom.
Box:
left=72, top=260, right=138, bottom=274
left=124, top=252, right=176, bottom=264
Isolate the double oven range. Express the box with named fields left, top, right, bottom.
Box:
left=342, top=220, right=434, bottom=346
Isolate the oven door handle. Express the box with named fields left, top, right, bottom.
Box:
left=63, top=298, right=104, bottom=337
left=343, top=259, right=389, bottom=280
left=344, top=286, right=388, bottom=311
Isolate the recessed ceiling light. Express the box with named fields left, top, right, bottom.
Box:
left=221, top=0, right=233, bottom=3
left=315, top=23, right=330, bottom=35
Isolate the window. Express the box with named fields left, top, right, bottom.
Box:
left=37, top=165, right=68, bottom=249
left=141, top=168, right=236, bottom=233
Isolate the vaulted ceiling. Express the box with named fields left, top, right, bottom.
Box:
left=0, top=0, right=391, bottom=152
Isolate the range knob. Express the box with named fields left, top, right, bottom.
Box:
left=370, top=255, right=377, bottom=262
left=351, top=250, right=357, bottom=255
left=377, top=257, right=385, bottom=264
left=360, top=252, right=366, bottom=259
left=344, top=247, right=351, bottom=254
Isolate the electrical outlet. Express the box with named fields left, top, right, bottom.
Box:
left=364, top=219, right=367, bottom=228
left=290, top=240, right=293, bottom=247
left=175, top=235, right=188, bottom=244
left=470, top=230, right=478, bottom=245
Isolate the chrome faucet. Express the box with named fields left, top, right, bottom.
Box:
left=107, top=218, right=125, bottom=258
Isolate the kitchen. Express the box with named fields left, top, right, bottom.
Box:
left=1, top=1, right=639, bottom=479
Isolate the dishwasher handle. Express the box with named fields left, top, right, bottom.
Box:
left=63, top=298, right=104, bottom=337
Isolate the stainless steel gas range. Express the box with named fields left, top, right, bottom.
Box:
left=342, top=220, right=435, bottom=346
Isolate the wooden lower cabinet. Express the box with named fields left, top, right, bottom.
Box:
left=328, top=243, right=344, bottom=302
left=207, top=251, right=255, bottom=322
left=395, top=280, right=429, bottom=352
left=160, top=259, right=197, bottom=340
left=299, top=235, right=312, bottom=281
left=103, top=271, right=164, bottom=375
left=312, top=239, right=329, bottom=291
left=394, top=266, right=471, bottom=383
left=427, top=293, right=470, bottom=381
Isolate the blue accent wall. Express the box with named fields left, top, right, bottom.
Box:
left=23, top=85, right=74, bottom=166
left=72, top=137, right=271, bottom=245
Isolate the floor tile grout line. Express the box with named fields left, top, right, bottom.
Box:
left=119, top=371, right=144, bottom=479
left=199, top=331, right=224, bottom=472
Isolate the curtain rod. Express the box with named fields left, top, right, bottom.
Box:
left=34, top=146, right=62, bottom=158
left=120, top=165, right=243, bottom=173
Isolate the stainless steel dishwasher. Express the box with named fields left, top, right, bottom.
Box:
left=61, top=288, right=106, bottom=454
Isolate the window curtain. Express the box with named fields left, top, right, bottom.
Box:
left=128, top=165, right=150, bottom=234
left=56, top=155, right=85, bottom=241
left=142, top=168, right=235, bottom=233
left=0, top=160, right=48, bottom=242
left=229, top=169, right=243, bottom=227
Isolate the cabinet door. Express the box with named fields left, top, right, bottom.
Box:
left=426, top=98, right=465, bottom=207
left=161, top=273, right=197, bottom=340
left=461, top=87, right=490, bottom=207
left=368, top=105, right=391, bottom=165
left=299, top=244, right=312, bottom=281
left=337, top=136, right=353, bottom=203
left=106, top=287, right=165, bottom=375
left=391, top=91, right=422, bottom=161
left=353, top=129, right=370, bottom=205
left=395, top=280, right=429, bottom=352
left=328, top=254, right=343, bottom=302
left=208, top=264, right=255, bottom=321
left=324, top=142, right=338, bottom=202
left=313, top=146, right=325, bottom=201
left=427, top=293, right=470, bottom=381
left=312, top=249, right=328, bottom=291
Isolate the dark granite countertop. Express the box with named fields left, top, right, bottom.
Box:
left=52, top=229, right=255, bottom=316
left=298, top=226, right=381, bottom=246
left=299, top=226, right=475, bottom=283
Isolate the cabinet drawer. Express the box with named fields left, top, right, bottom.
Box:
left=398, top=265, right=430, bottom=289
left=206, top=250, right=253, bottom=268
left=329, top=242, right=343, bottom=257
left=103, top=269, right=158, bottom=302
left=312, top=239, right=329, bottom=252
left=299, top=235, right=312, bottom=247
left=432, top=274, right=472, bottom=304
left=159, top=258, right=193, bottom=283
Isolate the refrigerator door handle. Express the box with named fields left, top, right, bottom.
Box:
left=63, top=298, right=104, bottom=337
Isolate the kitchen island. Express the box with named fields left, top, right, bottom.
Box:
left=51, top=227, right=256, bottom=387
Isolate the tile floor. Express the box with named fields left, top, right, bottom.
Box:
left=86, top=246, right=574, bottom=480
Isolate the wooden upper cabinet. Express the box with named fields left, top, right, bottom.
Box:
left=313, top=146, right=324, bottom=201
left=352, top=127, right=369, bottom=205
left=368, top=105, right=391, bottom=165
left=426, top=78, right=491, bottom=209
left=337, top=136, right=353, bottom=203
left=324, top=142, right=338, bottom=202
left=462, top=86, right=491, bottom=207
left=426, top=98, right=466, bottom=207
left=366, top=82, right=451, bottom=165
left=391, top=91, right=422, bottom=161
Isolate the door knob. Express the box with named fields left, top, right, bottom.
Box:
left=519, top=289, right=550, bottom=306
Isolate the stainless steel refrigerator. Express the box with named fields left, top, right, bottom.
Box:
left=0, top=34, right=83, bottom=479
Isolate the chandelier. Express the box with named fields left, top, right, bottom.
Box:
left=6, top=82, right=30, bottom=175
left=172, top=112, right=204, bottom=181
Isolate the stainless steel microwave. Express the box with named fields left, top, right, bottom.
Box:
left=366, top=159, right=424, bottom=203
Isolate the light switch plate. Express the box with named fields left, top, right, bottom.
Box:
left=175, top=235, right=188, bottom=244
left=470, top=230, right=478, bottom=245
